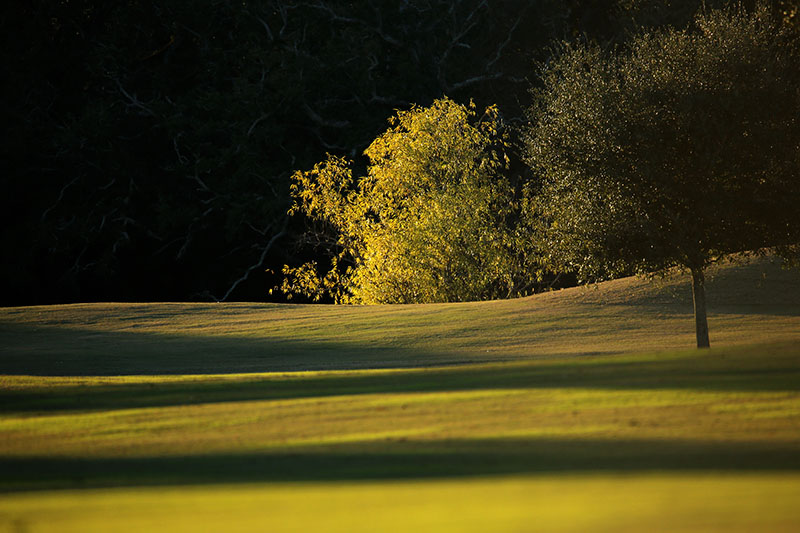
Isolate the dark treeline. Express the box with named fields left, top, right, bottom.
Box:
left=1, top=0, right=788, bottom=305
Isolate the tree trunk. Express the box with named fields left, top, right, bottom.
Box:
left=690, top=267, right=710, bottom=348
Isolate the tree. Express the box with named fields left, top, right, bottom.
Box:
left=525, top=3, right=800, bottom=348
left=0, top=0, right=570, bottom=305
left=283, top=98, right=538, bottom=304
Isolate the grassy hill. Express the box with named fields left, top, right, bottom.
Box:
left=1, top=254, right=798, bottom=375
left=0, top=255, right=799, bottom=532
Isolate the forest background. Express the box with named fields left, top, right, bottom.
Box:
left=2, top=0, right=797, bottom=306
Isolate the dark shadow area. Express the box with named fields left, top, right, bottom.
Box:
left=2, top=437, right=800, bottom=492
left=1, top=335, right=798, bottom=414
left=0, top=323, right=491, bottom=376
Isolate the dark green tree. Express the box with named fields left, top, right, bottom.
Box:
left=526, top=3, right=800, bottom=347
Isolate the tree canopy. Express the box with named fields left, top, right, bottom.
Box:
left=4, top=0, right=743, bottom=305
left=283, top=98, right=538, bottom=304
left=3, top=0, right=796, bottom=305
left=525, top=2, right=800, bottom=346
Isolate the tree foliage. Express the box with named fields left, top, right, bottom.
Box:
left=2, top=0, right=564, bottom=305
left=284, top=98, right=538, bottom=304
left=525, top=2, right=800, bottom=346
left=4, top=0, right=781, bottom=305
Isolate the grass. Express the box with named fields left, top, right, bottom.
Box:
left=0, top=255, right=799, bottom=531
left=3, top=475, right=800, bottom=533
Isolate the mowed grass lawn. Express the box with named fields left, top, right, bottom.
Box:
left=0, top=256, right=799, bottom=532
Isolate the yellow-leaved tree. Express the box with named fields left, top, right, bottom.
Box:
left=282, top=98, right=538, bottom=304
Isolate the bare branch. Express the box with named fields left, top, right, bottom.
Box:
left=247, top=113, right=273, bottom=137
left=41, top=177, right=79, bottom=221
left=114, top=79, right=156, bottom=117
left=486, top=14, right=523, bottom=71
left=303, top=103, right=350, bottom=128
left=256, top=16, right=274, bottom=41
left=99, top=177, right=116, bottom=191
left=437, top=0, right=489, bottom=91
left=217, top=217, right=289, bottom=302
left=173, top=134, right=188, bottom=164
left=448, top=72, right=504, bottom=92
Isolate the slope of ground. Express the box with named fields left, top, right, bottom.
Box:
left=0, top=255, right=798, bottom=532
left=0, top=254, right=798, bottom=375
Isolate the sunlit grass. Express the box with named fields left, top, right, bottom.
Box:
left=2, top=346, right=800, bottom=461
left=2, top=475, right=800, bottom=533
left=1, top=344, right=800, bottom=531
left=0, top=256, right=798, bottom=531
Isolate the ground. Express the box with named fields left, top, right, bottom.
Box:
left=1, top=255, right=798, bottom=531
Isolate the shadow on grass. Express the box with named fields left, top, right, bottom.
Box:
left=3, top=437, right=800, bottom=492
left=0, top=323, right=505, bottom=377
left=1, top=337, right=799, bottom=414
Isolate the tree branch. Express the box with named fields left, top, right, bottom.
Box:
left=217, top=216, right=289, bottom=302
